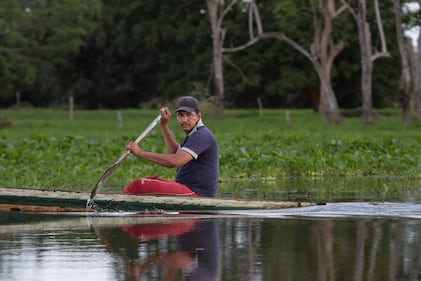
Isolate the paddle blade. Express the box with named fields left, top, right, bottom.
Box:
left=89, top=161, right=122, bottom=200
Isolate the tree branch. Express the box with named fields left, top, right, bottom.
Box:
left=251, top=0, right=263, bottom=34
left=248, top=1, right=254, bottom=38
left=340, top=0, right=357, bottom=20
left=374, top=0, right=388, bottom=54
left=219, top=0, right=239, bottom=28
left=222, top=36, right=261, bottom=52
left=224, top=55, right=248, bottom=82
left=222, top=32, right=316, bottom=64
left=371, top=51, right=391, bottom=61
left=335, top=2, right=349, bottom=17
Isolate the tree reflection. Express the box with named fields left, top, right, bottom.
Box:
left=1, top=213, right=420, bottom=281
left=251, top=218, right=421, bottom=281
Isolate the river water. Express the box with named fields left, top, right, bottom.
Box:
left=0, top=178, right=420, bottom=281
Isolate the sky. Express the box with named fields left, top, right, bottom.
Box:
left=404, top=2, right=420, bottom=48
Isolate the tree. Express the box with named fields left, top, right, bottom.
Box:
left=404, top=0, right=421, bottom=120
left=343, top=0, right=389, bottom=124
left=71, top=0, right=214, bottom=109
left=0, top=1, right=36, bottom=102
left=307, top=0, right=346, bottom=124
left=207, top=0, right=227, bottom=117
left=414, top=0, right=421, bottom=119
left=0, top=0, right=405, bottom=111
left=394, top=0, right=413, bottom=122
left=221, top=0, right=347, bottom=124
left=0, top=0, right=102, bottom=106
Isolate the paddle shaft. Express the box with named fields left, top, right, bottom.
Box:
left=88, top=113, right=162, bottom=201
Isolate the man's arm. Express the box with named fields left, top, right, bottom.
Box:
left=160, top=107, right=179, bottom=154
left=126, top=144, right=193, bottom=168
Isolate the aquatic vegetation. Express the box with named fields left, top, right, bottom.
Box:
left=0, top=109, right=420, bottom=194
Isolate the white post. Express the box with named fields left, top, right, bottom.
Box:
left=16, top=92, right=21, bottom=110
left=257, top=97, right=263, bottom=116
left=286, top=110, right=290, bottom=128
left=117, top=111, right=123, bottom=128
left=69, top=96, right=74, bottom=121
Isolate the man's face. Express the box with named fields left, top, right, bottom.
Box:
left=176, top=111, right=201, bottom=133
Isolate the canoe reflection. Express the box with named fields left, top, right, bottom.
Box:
left=92, top=218, right=219, bottom=281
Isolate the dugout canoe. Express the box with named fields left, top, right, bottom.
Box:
left=0, top=187, right=317, bottom=213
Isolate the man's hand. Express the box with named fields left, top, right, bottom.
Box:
left=160, top=107, right=171, bottom=125
left=126, top=142, right=142, bottom=157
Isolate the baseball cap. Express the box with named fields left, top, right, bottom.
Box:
left=176, top=96, right=200, bottom=112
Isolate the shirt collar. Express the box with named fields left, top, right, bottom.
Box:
left=188, top=118, right=204, bottom=136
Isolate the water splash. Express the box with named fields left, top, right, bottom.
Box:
left=86, top=199, right=97, bottom=211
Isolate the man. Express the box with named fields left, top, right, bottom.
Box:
left=123, top=96, right=219, bottom=197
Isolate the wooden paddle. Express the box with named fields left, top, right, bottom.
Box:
left=87, top=113, right=162, bottom=208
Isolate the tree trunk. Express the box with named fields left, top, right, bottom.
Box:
left=347, top=0, right=389, bottom=124
left=394, top=0, right=412, bottom=122
left=413, top=0, right=421, bottom=120
left=312, top=0, right=344, bottom=124
left=358, top=0, right=374, bottom=124
left=207, top=0, right=226, bottom=118
left=314, top=61, right=342, bottom=124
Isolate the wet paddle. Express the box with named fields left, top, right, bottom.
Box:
left=87, top=113, right=162, bottom=209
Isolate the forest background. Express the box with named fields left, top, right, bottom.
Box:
left=0, top=0, right=420, bottom=125
left=1, top=1, right=421, bottom=198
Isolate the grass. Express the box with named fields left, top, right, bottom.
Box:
left=0, top=108, right=420, bottom=199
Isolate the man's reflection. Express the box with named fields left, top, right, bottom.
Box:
left=92, top=218, right=219, bottom=281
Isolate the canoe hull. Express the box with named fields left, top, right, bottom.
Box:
left=0, top=187, right=316, bottom=213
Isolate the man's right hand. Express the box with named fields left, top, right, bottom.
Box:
left=160, top=107, right=171, bottom=125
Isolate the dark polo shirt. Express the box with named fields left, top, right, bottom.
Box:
left=176, top=120, right=219, bottom=197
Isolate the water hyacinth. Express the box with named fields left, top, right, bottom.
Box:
left=0, top=108, right=420, bottom=196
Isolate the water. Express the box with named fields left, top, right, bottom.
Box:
left=221, top=176, right=421, bottom=203
left=226, top=202, right=421, bottom=219
left=0, top=176, right=420, bottom=281
left=0, top=204, right=420, bottom=281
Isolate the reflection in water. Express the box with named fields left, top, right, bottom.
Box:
left=0, top=212, right=420, bottom=281
left=257, top=218, right=421, bottom=281
left=92, top=218, right=219, bottom=281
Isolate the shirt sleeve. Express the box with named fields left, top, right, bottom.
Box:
left=180, top=130, right=212, bottom=160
